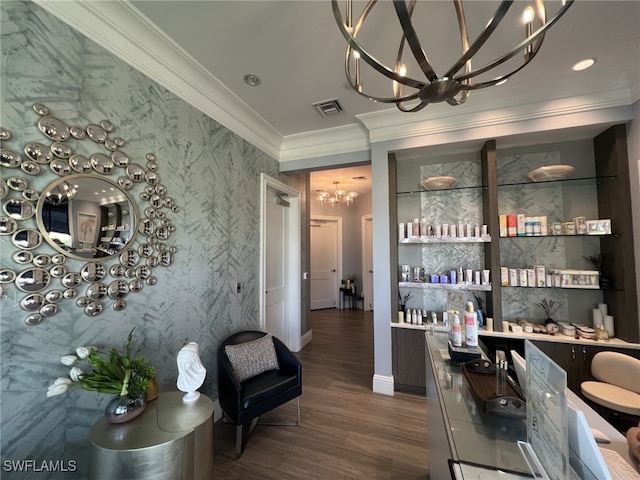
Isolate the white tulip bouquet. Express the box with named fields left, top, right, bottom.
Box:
left=47, top=329, right=155, bottom=399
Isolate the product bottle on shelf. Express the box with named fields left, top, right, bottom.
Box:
left=464, top=302, right=479, bottom=347
left=452, top=313, right=462, bottom=347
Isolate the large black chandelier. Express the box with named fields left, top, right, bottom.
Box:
left=332, top=0, right=574, bottom=112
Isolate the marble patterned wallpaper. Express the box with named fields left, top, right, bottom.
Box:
left=0, top=2, right=307, bottom=478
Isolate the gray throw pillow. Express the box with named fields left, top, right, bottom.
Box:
left=225, top=334, right=280, bottom=382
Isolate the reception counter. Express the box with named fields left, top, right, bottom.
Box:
left=423, top=329, right=639, bottom=479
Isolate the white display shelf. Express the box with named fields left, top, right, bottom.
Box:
left=399, top=236, right=491, bottom=244
left=399, top=281, right=492, bottom=291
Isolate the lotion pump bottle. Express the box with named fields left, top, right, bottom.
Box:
left=464, top=301, right=478, bottom=347
left=452, top=313, right=462, bottom=347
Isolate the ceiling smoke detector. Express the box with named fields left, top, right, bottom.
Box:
left=312, top=98, right=344, bottom=117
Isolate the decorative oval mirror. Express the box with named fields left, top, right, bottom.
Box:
left=33, top=254, right=51, bottom=267
left=80, top=263, right=106, bottom=283
left=13, top=251, right=33, bottom=264
left=24, top=142, right=53, bottom=164
left=90, top=153, right=115, bottom=174
left=4, top=198, right=35, bottom=220
left=62, top=272, right=82, bottom=288
left=0, top=270, right=17, bottom=283
left=85, top=302, right=103, bottom=317
left=36, top=174, right=137, bottom=262
left=23, top=189, right=40, bottom=201
left=107, top=280, right=129, bottom=299
left=86, top=283, right=107, bottom=301
left=1, top=149, right=23, bottom=168
left=40, top=304, right=58, bottom=317
left=21, top=161, right=42, bottom=175
left=50, top=159, right=71, bottom=176
left=4, top=104, right=179, bottom=325
left=69, top=154, right=92, bottom=173
left=0, top=217, right=18, bottom=235
left=15, top=268, right=51, bottom=293
left=126, top=164, right=145, bottom=182
left=51, top=142, right=72, bottom=159
left=7, top=177, right=28, bottom=192
left=63, top=289, right=77, bottom=299
left=38, top=116, right=70, bottom=141
left=50, top=265, right=67, bottom=278
left=45, top=290, right=64, bottom=303
left=12, top=229, right=42, bottom=249
left=24, top=313, right=44, bottom=326
left=21, top=294, right=45, bottom=311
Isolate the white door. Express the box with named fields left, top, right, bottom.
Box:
left=265, top=188, right=289, bottom=341
left=260, top=174, right=301, bottom=351
left=362, top=214, right=373, bottom=311
left=310, top=217, right=340, bottom=310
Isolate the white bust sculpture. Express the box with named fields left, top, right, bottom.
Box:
left=176, top=342, right=206, bottom=402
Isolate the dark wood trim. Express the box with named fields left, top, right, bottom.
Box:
left=594, top=125, right=639, bottom=343
left=481, top=140, right=502, bottom=325
left=389, top=152, right=399, bottom=315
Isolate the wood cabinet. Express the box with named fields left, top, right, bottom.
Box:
left=392, top=327, right=426, bottom=392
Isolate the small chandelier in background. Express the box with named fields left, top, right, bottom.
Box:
left=317, top=181, right=358, bottom=206
left=331, top=0, right=574, bottom=112
left=45, top=181, right=76, bottom=205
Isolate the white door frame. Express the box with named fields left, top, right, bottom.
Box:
left=310, top=215, right=343, bottom=309
left=259, top=174, right=301, bottom=351
left=362, top=214, right=373, bottom=311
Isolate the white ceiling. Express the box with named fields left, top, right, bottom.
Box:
left=37, top=1, right=640, bottom=196
left=128, top=0, right=639, bottom=136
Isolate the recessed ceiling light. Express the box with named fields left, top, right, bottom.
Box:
left=572, top=58, right=596, bottom=71
left=243, top=74, right=261, bottom=86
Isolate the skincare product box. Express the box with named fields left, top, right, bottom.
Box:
left=518, top=269, right=528, bottom=287
left=517, top=214, right=526, bottom=236
left=507, top=214, right=517, bottom=237
left=509, top=268, right=518, bottom=286
left=534, top=265, right=546, bottom=287
left=527, top=269, right=535, bottom=288
left=501, top=267, right=509, bottom=286
left=499, top=215, right=507, bottom=237
left=553, top=269, right=600, bottom=289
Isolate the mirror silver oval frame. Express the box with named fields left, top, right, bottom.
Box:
left=1, top=104, right=180, bottom=325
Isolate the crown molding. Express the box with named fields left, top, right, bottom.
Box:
left=279, top=123, right=371, bottom=163
left=33, top=0, right=283, bottom=161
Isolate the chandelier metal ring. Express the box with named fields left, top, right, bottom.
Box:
left=332, top=0, right=574, bottom=112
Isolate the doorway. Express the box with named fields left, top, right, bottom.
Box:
left=362, top=214, right=373, bottom=311
left=310, top=216, right=342, bottom=310
left=260, top=174, right=301, bottom=352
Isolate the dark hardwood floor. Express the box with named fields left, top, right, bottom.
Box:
left=212, top=309, right=428, bottom=479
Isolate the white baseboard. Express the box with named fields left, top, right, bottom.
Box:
left=372, top=374, right=394, bottom=396
left=300, top=329, right=312, bottom=350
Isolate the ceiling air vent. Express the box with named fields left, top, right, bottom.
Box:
left=312, top=98, right=344, bottom=117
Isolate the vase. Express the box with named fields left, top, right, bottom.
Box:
left=105, top=394, right=146, bottom=424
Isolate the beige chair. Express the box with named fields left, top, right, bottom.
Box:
left=581, top=351, right=640, bottom=417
